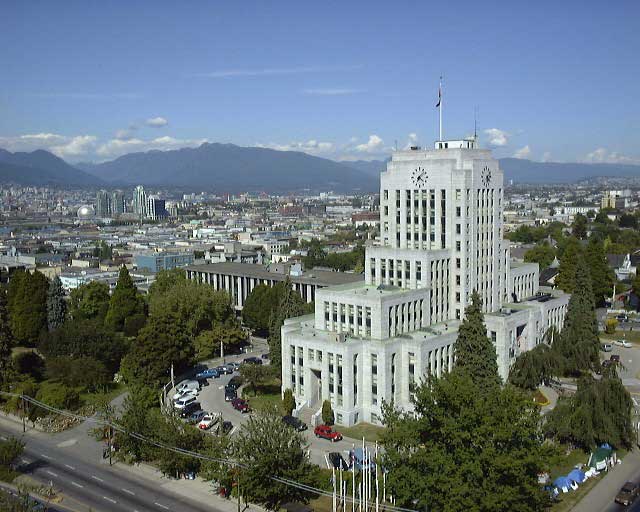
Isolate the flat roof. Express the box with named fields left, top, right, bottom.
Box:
left=185, top=262, right=363, bottom=287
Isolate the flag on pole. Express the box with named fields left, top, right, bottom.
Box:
left=435, top=80, right=442, bottom=108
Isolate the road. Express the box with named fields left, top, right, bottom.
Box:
left=0, top=424, right=223, bottom=512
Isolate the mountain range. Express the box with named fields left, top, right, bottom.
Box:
left=0, top=143, right=639, bottom=190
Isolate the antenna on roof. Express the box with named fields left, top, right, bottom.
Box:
left=474, top=106, right=478, bottom=141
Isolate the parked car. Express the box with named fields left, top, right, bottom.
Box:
left=243, top=356, right=263, bottom=365
left=179, top=402, right=202, bottom=418
left=174, top=395, right=198, bottom=410
left=261, top=353, right=269, bottom=360
left=227, top=376, right=243, bottom=390
left=228, top=362, right=241, bottom=371
left=282, top=415, right=308, bottom=432
left=615, top=481, right=639, bottom=506
left=198, top=413, right=220, bottom=430
left=216, top=365, right=234, bottom=375
left=231, top=398, right=250, bottom=413
left=616, top=314, right=629, bottom=323
left=195, top=368, right=220, bottom=379
left=218, top=420, right=234, bottom=435
left=610, top=354, right=621, bottom=363
left=616, top=339, right=633, bottom=348
left=173, top=388, right=198, bottom=401
left=224, top=388, right=237, bottom=402
left=314, top=425, right=343, bottom=442
left=177, top=380, right=200, bottom=391
left=601, top=343, right=613, bottom=352
left=328, top=452, right=350, bottom=470
left=188, top=410, right=207, bottom=424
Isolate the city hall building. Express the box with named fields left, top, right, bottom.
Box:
left=282, top=138, right=569, bottom=426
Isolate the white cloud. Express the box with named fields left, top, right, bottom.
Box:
left=354, top=135, right=384, bottom=153
left=0, top=133, right=97, bottom=159
left=255, top=140, right=335, bottom=156
left=96, top=135, right=208, bottom=159
left=513, top=145, right=531, bottom=159
left=302, top=88, right=363, bottom=96
left=583, top=147, right=640, bottom=165
left=196, top=65, right=362, bottom=79
left=484, top=128, right=510, bottom=147
left=145, top=116, right=168, bottom=127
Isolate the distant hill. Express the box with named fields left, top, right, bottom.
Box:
left=78, top=143, right=377, bottom=193
left=344, top=159, right=389, bottom=176
left=499, top=158, right=640, bottom=184
left=0, top=149, right=102, bottom=186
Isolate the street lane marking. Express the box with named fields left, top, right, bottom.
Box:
left=71, top=481, right=83, bottom=488
left=155, top=503, right=169, bottom=510
left=65, top=464, right=75, bottom=470
left=91, top=475, right=104, bottom=482
left=103, top=496, right=117, bottom=504
left=40, top=453, right=52, bottom=460
left=45, top=470, right=58, bottom=477
left=122, top=488, right=135, bottom=495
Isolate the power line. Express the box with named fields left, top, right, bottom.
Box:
left=0, top=392, right=417, bottom=512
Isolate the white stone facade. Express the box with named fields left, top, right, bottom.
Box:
left=282, top=139, right=569, bottom=426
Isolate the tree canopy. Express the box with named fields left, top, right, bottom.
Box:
left=105, top=266, right=144, bottom=331
left=7, top=270, right=49, bottom=346
left=69, top=281, right=111, bottom=321
left=46, top=276, right=66, bottom=331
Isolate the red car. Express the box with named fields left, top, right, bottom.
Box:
left=314, top=425, right=343, bottom=442
left=231, top=398, right=250, bottom=413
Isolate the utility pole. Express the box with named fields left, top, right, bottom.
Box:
left=21, top=396, right=26, bottom=433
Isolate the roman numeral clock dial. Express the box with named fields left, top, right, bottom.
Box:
left=411, top=167, right=428, bottom=186
left=481, top=166, right=492, bottom=187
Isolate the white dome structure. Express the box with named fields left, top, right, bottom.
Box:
left=77, top=205, right=96, bottom=218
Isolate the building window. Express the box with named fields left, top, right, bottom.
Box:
left=384, top=190, right=388, bottom=200
left=456, top=258, right=461, bottom=269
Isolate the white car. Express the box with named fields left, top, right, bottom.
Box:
left=198, top=413, right=220, bottom=430
left=172, top=388, right=198, bottom=401
left=616, top=339, right=633, bottom=348
left=174, top=395, right=197, bottom=410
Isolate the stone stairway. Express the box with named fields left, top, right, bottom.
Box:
left=295, top=403, right=320, bottom=427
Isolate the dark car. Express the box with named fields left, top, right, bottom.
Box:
left=224, top=388, right=237, bottom=402
left=231, top=398, right=250, bottom=413
left=188, top=410, right=207, bottom=424
left=261, top=353, right=269, bottom=360
left=615, top=481, right=639, bottom=506
left=218, top=420, right=234, bottom=435
left=282, top=415, right=308, bottom=432
left=328, top=452, right=350, bottom=470
left=195, top=368, right=220, bottom=379
left=610, top=354, right=621, bottom=363
left=179, top=401, right=202, bottom=418
left=243, top=356, right=263, bottom=365
left=216, top=365, right=234, bottom=375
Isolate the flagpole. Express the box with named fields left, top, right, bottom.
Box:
left=439, top=76, right=443, bottom=142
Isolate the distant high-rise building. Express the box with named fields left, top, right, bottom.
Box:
left=111, top=191, right=125, bottom=214
left=95, top=190, right=110, bottom=217
left=132, top=185, right=147, bottom=218
left=147, top=196, right=167, bottom=220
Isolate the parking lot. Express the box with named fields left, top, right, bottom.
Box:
left=168, top=348, right=373, bottom=467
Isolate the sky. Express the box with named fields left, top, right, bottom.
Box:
left=1, top=0, right=639, bottom=165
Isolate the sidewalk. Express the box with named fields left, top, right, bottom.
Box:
left=572, top=450, right=640, bottom=512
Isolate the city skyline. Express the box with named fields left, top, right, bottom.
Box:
left=1, top=1, right=639, bottom=165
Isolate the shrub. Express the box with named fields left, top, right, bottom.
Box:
left=321, top=400, right=334, bottom=426
left=282, top=388, right=296, bottom=416
left=35, top=381, right=80, bottom=411
left=46, top=356, right=111, bottom=393
left=12, top=351, right=46, bottom=381
left=605, top=318, right=618, bottom=334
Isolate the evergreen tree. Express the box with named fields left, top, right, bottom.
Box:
left=572, top=213, right=588, bottom=239
left=69, top=281, right=110, bottom=321
left=381, top=372, right=547, bottom=512
left=46, top=276, right=66, bottom=331
left=105, top=266, right=143, bottom=331
left=553, top=256, right=600, bottom=375
left=454, top=291, right=500, bottom=390
left=268, top=279, right=306, bottom=374
left=321, top=399, right=334, bottom=425
left=555, top=237, right=582, bottom=293
left=585, top=237, right=614, bottom=307
left=7, top=270, right=49, bottom=346
left=242, top=284, right=278, bottom=335
left=0, top=290, right=14, bottom=388
left=282, top=388, right=296, bottom=416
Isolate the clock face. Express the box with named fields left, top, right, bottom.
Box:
left=481, top=165, right=492, bottom=187
left=411, top=166, right=428, bottom=186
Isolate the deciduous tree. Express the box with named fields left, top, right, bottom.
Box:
left=69, top=281, right=110, bottom=321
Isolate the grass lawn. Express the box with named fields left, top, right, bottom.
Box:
left=547, top=446, right=590, bottom=480
left=244, top=392, right=282, bottom=413
left=339, top=423, right=385, bottom=443
left=601, top=330, right=640, bottom=344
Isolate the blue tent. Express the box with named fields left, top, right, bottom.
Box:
left=600, top=443, right=612, bottom=450
left=567, top=469, right=586, bottom=483
left=553, top=476, right=573, bottom=490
